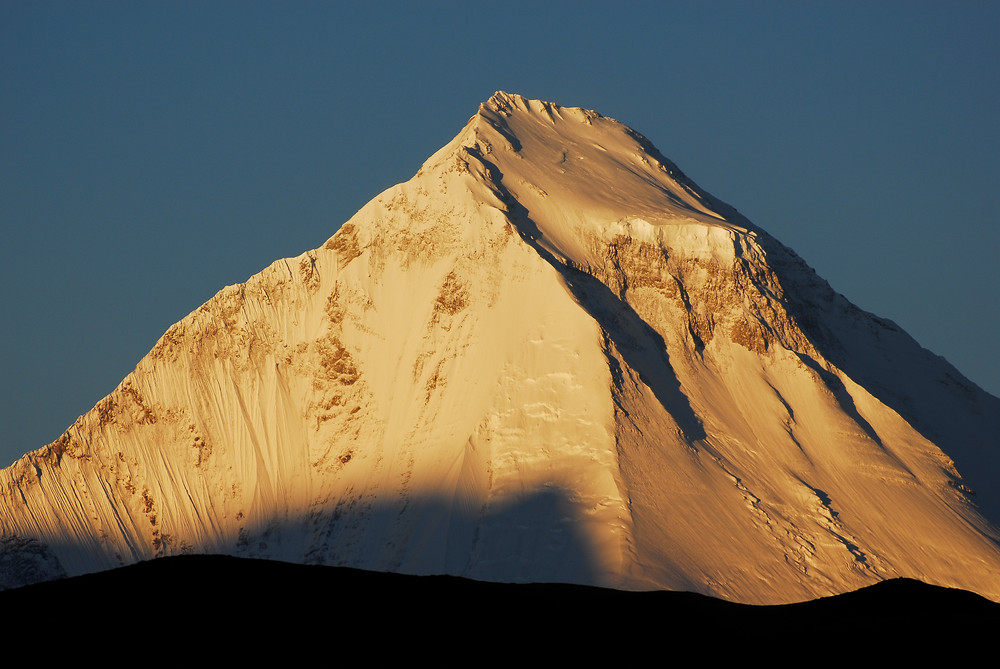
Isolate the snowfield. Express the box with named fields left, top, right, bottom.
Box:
left=2, top=92, right=998, bottom=604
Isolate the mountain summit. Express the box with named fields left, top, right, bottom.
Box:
left=2, top=92, right=998, bottom=604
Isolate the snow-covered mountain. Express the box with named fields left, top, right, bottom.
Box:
left=2, top=92, right=998, bottom=604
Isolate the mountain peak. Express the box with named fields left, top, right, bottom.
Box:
left=2, top=94, right=998, bottom=604
left=479, top=91, right=584, bottom=120
left=445, top=91, right=747, bottom=269
left=482, top=90, right=527, bottom=111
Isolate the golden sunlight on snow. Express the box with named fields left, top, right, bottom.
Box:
left=2, top=93, right=998, bottom=604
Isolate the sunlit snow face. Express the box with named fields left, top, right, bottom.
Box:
left=2, top=92, right=999, bottom=607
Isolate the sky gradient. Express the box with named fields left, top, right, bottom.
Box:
left=2, top=1, right=998, bottom=466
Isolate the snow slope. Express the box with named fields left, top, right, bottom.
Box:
left=2, top=92, right=998, bottom=604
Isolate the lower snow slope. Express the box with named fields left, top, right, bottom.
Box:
left=2, top=92, right=998, bottom=604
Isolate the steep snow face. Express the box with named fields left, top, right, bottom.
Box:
left=2, top=92, right=999, bottom=604
left=430, top=91, right=746, bottom=269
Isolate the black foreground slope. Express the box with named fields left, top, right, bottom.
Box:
left=3, top=554, right=997, bottom=655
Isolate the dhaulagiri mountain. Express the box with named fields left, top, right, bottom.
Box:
left=2, top=92, right=998, bottom=605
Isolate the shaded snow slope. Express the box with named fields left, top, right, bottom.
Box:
left=2, top=92, right=998, bottom=604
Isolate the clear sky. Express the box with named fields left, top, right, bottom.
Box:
left=2, top=1, right=998, bottom=466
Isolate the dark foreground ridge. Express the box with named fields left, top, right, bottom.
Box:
left=4, top=554, right=997, bottom=657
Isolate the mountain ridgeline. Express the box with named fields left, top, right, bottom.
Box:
left=2, top=92, right=998, bottom=604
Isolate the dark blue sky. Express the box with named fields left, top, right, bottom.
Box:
left=2, top=2, right=998, bottom=466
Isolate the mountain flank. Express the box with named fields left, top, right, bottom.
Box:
left=2, top=92, right=998, bottom=605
